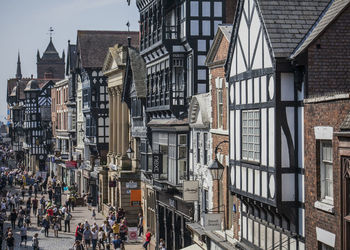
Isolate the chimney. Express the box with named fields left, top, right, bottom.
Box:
left=128, top=37, right=131, bottom=47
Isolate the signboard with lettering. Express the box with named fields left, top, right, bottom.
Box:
left=152, top=153, right=162, bottom=174
left=126, top=181, right=137, bottom=189
left=203, top=213, right=223, bottom=231
left=66, top=161, right=77, bottom=168
left=183, top=180, right=199, bottom=201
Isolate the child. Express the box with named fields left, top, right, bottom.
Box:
left=20, top=223, right=27, bottom=247
left=54, top=219, right=60, bottom=237
left=92, top=208, right=96, bottom=220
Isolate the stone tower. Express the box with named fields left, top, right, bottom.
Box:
left=37, top=38, right=65, bottom=79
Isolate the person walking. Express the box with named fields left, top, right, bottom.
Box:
left=91, top=227, right=98, bottom=250
left=32, top=197, right=38, bottom=216
left=42, top=216, right=50, bottom=237
left=92, top=208, right=96, bottom=220
left=64, top=211, right=72, bottom=232
left=20, top=223, right=28, bottom=247
left=75, top=223, right=84, bottom=242
left=54, top=219, right=60, bottom=237
left=98, top=227, right=105, bottom=250
left=32, top=233, right=39, bottom=250
left=143, top=229, right=152, bottom=250
left=6, top=232, right=15, bottom=250
left=112, top=235, right=123, bottom=250
left=9, top=209, right=17, bottom=230
left=83, top=226, right=92, bottom=249
left=138, top=213, right=144, bottom=236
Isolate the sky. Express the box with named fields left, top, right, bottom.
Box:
left=0, top=0, right=139, bottom=123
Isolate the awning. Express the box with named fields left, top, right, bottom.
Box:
left=180, top=244, right=203, bottom=250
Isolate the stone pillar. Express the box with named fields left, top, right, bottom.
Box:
left=113, top=88, right=118, bottom=157
left=108, top=89, right=114, bottom=156
left=116, top=89, right=122, bottom=157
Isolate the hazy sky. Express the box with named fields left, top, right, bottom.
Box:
left=0, top=0, right=139, bottom=122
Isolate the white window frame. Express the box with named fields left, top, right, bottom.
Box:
left=242, top=110, right=260, bottom=162
left=216, top=78, right=224, bottom=129
left=320, top=140, right=333, bottom=204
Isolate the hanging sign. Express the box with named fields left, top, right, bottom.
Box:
left=152, top=153, right=162, bottom=174
left=126, top=181, right=137, bottom=189
left=183, top=180, right=199, bottom=201
left=204, top=213, right=223, bottom=231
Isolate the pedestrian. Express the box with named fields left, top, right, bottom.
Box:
left=54, top=219, right=60, bottom=237
left=20, top=223, right=28, bottom=247
left=92, top=208, right=96, bottom=220
left=119, top=220, right=128, bottom=242
left=6, top=232, right=15, bottom=250
left=32, top=233, right=39, bottom=250
left=83, top=225, right=92, bottom=248
left=64, top=211, right=72, bottom=232
left=112, top=221, right=120, bottom=238
left=98, top=227, right=105, bottom=250
left=159, top=238, right=166, bottom=250
left=48, top=187, right=53, bottom=201
left=138, top=213, right=144, bottom=236
left=25, top=214, right=31, bottom=227
left=112, top=235, right=123, bottom=250
left=9, top=209, right=17, bottom=230
left=32, top=197, right=38, bottom=216
left=76, top=223, right=84, bottom=242
left=42, top=216, right=50, bottom=237
left=21, top=188, right=25, bottom=201
left=73, top=240, right=85, bottom=250
left=143, top=229, right=152, bottom=250
left=91, top=227, right=98, bottom=250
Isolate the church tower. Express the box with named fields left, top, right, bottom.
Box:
left=36, top=37, right=65, bottom=79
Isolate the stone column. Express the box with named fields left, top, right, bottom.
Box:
left=116, top=88, right=122, bottom=157
left=108, top=89, right=114, bottom=156
left=113, top=88, right=118, bottom=157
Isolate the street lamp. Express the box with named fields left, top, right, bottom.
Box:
left=126, top=141, right=134, bottom=159
left=208, top=140, right=229, bottom=240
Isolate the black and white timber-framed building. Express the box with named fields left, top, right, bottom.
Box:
left=136, top=0, right=236, bottom=249
left=226, top=0, right=329, bottom=249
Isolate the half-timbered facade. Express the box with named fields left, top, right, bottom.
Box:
left=75, top=31, right=138, bottom=204
left=23, top=79, right=55, bottom=173
left=136, top=1, right=236, bottom=249
left=226, top=0, right=329, bottom=248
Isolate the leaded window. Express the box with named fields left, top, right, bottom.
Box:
left=242, top=110, right=260, bottom=162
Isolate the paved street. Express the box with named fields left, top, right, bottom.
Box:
left=1, top=186, right=144, bottom=250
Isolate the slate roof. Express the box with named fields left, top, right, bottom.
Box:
left=258, top=0, right=330, bottom=58
left=40, top=38, right=62, bottom=61
left=291, top=0, right=350, bottom=58
left=220, top=25, right=233, bottom=41
left=77, top=30, right=139, bottom=69
left=340, top=112, right=350, bottom=130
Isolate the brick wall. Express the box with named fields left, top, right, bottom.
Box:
left=304, top=6, right=350, bottom=249
left=304, top=99, right=350, bottom=249
left=307, top=6, right=350, bottom=97
left=209, top=31, right=240, bottom=240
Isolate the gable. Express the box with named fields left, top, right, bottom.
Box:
left=213, top=34, right=230, bottom=63
left=229, top=0, right=273, bottom=77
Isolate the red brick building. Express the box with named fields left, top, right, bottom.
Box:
left=291, top=1, right=350, bottom=249
left=206, top=24, right=241, bottom=242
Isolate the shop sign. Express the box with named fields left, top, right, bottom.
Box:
left=66, top=161, right=77, bottom=169
left=183, top=180, right=199, bottom=201
left=128, top=227, right=138, bottom=241
left=203, top=213, right=223, bottom=231
left=126, top=181, right=137, bottom=189
left=152, top=153, right=162, bottom=174
left=130, top=190, right=141, bottom=207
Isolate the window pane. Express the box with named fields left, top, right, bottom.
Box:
left=202, top=2, right=210, bottom=16
left=214, top=2, right=222, bottom=17
left=190, top=20, right=199, bottom=36
left=190, top=1, right=199, bottom=16
left=202, top=21, right=211, bottom=36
